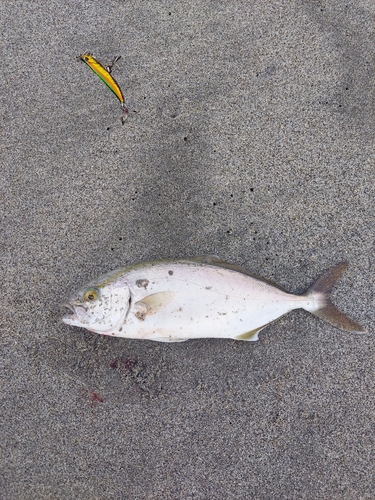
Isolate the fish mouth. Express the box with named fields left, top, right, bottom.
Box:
left=62, top=303, right=77, bottom=325
left=64, top=303, right=76, bottom=314
left=62, top=303, right=87, bottom=326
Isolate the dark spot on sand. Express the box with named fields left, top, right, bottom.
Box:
left=168, top=270, right=173, bottom=275
left=110, top=357, right=136, bottom=372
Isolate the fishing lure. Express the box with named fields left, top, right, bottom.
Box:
left=80, top=53, right=128, bottom=116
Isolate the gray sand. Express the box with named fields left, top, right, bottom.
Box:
left=1, top=1, right=374, bottom=498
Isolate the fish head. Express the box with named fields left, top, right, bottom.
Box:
left=62, top=273, right=131, bottom=334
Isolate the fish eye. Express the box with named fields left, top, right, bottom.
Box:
left=84, top=289, right=99, bottom=301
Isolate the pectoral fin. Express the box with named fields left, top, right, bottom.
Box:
left=136, top=292, right=176, bottom=316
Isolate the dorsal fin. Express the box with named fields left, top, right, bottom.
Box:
left=188, top=256, right=290, bottom=292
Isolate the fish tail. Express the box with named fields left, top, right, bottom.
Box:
left=302, top=261, right=364, bottom=332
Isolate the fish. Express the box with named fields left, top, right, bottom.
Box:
left=80, top=53, right=128, bottom=114
left=62, top=257, right=364, bottom=342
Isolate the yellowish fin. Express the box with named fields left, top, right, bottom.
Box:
left=136, top=292, right=176, bottom=315
left=236, top=327, right=263, bottom=341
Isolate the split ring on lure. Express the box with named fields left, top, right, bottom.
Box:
left=80, top=53, right=129, bottom=118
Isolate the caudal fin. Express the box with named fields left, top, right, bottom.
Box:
left=302, top=261, right=364, bottom=332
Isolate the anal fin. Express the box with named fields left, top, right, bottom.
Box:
left=236, top=327, right=263, bottom=341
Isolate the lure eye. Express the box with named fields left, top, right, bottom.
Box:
left=84, top=56, right=89, bottom=61
left=84, top=289, right=98, bottom=301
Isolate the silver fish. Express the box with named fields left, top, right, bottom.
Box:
left=62, top=257, right=363, bottom=341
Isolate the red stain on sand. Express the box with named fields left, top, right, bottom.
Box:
left=87, top=390, right=104, bottom=407
left=91, top=392, right=104, bottom=403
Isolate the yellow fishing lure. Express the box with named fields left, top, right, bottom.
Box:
left=80, top=53, right=128, bottom=114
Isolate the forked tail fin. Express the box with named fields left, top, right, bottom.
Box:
left=302, top=261, right=364, bottom=332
